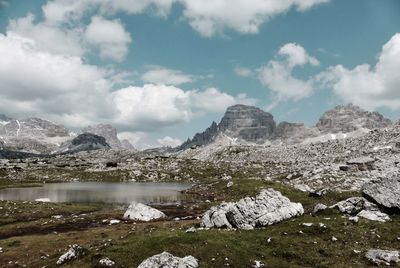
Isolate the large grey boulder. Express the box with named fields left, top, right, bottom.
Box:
left=137, top=252, right=198, bottom=268
left=201, top=189, right=304, bottom=230
left=123, top=202, right=166, bottom=221
left=365, top=249, right=400, bottom=266
left=331, top=197, right=390, bottom=222
left=362, top=178, right=400, bottom=210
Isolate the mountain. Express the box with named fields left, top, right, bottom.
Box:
left=316, top=104, right=392, bottom=133
left=0, top=116, right=73, bottom=154
left=179, top=104, right=392, bottom=150
left=82, top=124, right=134, bottom=150
left=179, top=104, right=276, bottom=150
left=58, top=133, right=111, bottom=153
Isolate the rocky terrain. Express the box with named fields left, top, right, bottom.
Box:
left=0, top=103, right=399, bottom=267
left=179, top=103, right=392, bottom=150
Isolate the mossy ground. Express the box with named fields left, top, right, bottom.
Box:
left=0, top=177, right=399, bottom=267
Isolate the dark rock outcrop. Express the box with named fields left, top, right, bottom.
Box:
left=59, top=133, right=110, bottom=153
left=82, top=124, right=133, bottom=150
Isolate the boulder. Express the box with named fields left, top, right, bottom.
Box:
left=99, top=257, right=115, bottom=267
left=201, top=189, right=304, bottom=230
left=56, top=244, right=83, bottom=265
left=123, top=202, right=166, bottom=221
left=331, top=197, right=368, bottom=214
left=313, top=203, right=327, bottom=214
left=137, top=252, right=198, bottom=268
left=362, top=178, right=400, bottom=210
left=331, top=197, right=390, bottom=222
left=357, top=210, right=390, bottom=223
left=346, top=157, right=375, bottom=171
left=365, top=249, right=400, bottom=266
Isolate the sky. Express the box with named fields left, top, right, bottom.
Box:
left=0, top=0, right=399, bottom=148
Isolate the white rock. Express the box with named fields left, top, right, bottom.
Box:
left=201, top=189, right=304, bottom=230
left=349, top=216, right=359, bottom=223
left=123, top=202, right=166, bottom=222
left=56, top=244, right=83, bottom=265
left=35, top=198, right=51, bottom=202
left=302, top=223, right=313, bottom=227
left=313, top=203, right=327, bottom=214
left=185, top=227, right=196, bottom=233
left=137, top=251, right=198, bottom=268
left=99, top=257, right=115, bottom=267
left=109, top=219, right=121, bottom=225
left=365, top=249, right=400, bottom=266
left=227, top=181, right=234, bottom=188
left=253, top=261, right=265, bottom=268
left=357, top=210, right=390, bottom=222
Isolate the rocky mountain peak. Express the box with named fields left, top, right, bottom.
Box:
left=59, top=133, right=111, bottom=153
left=219, top=104, right=276, bottom=141
left=179, top=104, right=276, bottom=150
left=82, top=124, right=134, bottom=150
left=316, top=103, right=392, bottom=133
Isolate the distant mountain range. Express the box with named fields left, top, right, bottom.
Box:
left=0, top=103, right=394, bottom=155
left=0, top=116, right=134, bottom=154
left=179, top=103, right=393, bottom=150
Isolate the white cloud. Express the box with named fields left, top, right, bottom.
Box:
left=179, top=0, right=330, bottom=37
left=112, top=84, right=256, bottom=130
left=258, top=42, right=319, bottom=101
left=234, top=67, right=254, bottom=78
left=141, top=66, right=194, bottom=85
left=319, top=33, right=400, bottom=110
left=0, top=31, right=114, bottom=127
left=157, top=136, right=182, bottom=147
left=187, top=88, right=257, bottom=112
left=8, top=13, right=85, bottom=57
left=117, top=131, right=147, bottom=148
left=85, top=16, right=132, bottom=61
left=9, top=6, right=133, bottom=61
left=0, top=31, right=254, bottom=132
left=40, top=0, right=329, bottom=38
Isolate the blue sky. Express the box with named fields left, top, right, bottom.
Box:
left=0, top=0, right=399, bottom=148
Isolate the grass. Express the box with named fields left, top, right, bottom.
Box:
left=0, top=175, right=399, bottom=267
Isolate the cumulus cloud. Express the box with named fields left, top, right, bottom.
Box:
left=141, top=66, right=194, bottom=85
left=179, top=0, right=330, bottom=37
left=157, top=136, right=182, bottom=147
left=40, top=0, right=329, bottom=38
left=319, top=33, right=400, bottom=110
left=258, top=42, right=319, bottom=101
left=8, top=13, right=85, bottom=57
left=8, top=4, right=133, bottom=61
left=112, top=84, right=256, bottom=130
left=0, top=32, right=114, bottom=127
left=0, top=32, right=254, bottom=132
left=85, top=16, right=132, bottom=61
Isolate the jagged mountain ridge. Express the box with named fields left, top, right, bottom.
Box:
left=179, top=103, right=392, bottom=150
left=0, top=115, right=134, bottom=154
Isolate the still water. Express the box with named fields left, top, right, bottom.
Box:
left=0, top=182, right=192, bottom=204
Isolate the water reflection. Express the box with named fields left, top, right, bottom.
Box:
left=0, top=182, right=192, bottom=205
